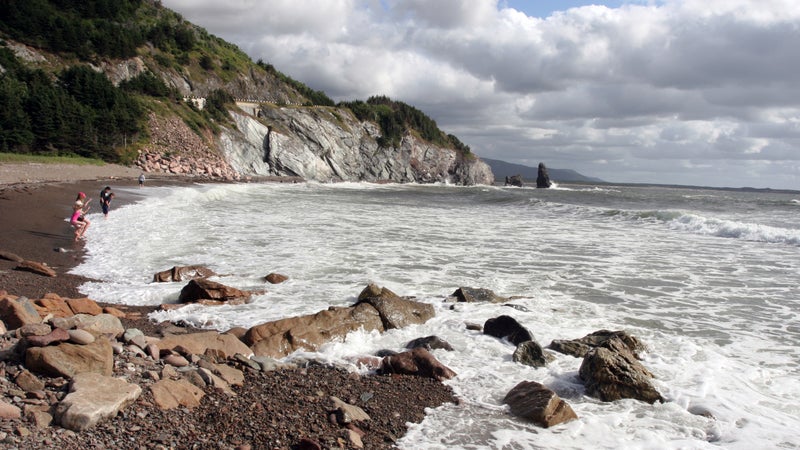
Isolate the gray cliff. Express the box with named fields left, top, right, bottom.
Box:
left=220, top=106, right=494, bottom=186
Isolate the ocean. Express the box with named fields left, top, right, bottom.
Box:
left=71, top=181, right=800, bottom=449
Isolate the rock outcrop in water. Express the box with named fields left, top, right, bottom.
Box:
left=537, top=162, right=552, bottom=188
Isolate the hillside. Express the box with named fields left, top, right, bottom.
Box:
left=482, top=158, right=604, bottom=184
left=0, top=0, right=492, bottom=185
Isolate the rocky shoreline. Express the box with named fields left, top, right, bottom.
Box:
left=0, top=167, right=669, bottom=449
left=0, top=170, right=461, bottom=449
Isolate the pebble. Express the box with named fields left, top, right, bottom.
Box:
left=67, top=329, right=95, bottom=345
left=163, top=354, right=189, bottom=367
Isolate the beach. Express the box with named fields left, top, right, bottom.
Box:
left=0, top=163, right=457, bottom=449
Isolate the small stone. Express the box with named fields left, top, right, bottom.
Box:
left=163, top=354, right=189, bottom=367
left=0, top=400, right=21, bottom=419
left=67, top=329, right=95, bottom=345
left=26, top=327, right=70, bottom=347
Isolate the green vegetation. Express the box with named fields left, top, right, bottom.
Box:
left=339, top=96, right=471, bottom=154
left=0, top=0, right=471, bottom=165
left=0, top=152, right=104, bottom=165
left=257, top=59, right=334, bottom=106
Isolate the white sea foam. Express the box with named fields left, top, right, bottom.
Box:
left=71, top=182, right=800, bottom=449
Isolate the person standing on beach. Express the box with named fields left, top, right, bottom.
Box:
left=70, top=192, right=91, bottom=241
left=100, top=186, right=113, bottom=218
left=138, top=173, right=145, bottom=187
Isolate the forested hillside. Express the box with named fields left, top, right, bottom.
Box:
left=0, top=0, right=473, bottom=165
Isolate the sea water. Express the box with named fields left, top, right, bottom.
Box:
left=71, top=182, right=800, bottom=449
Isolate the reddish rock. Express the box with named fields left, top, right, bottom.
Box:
left=245, top=303, right=384, bottom=358
left=264, top=272, right=288, bottom=284
left=0, top=296, right=42, bottom=329
left=0, top=250, right=24, bottom=262
left=26, top=338, right=114, bottom=378
left=102, top=306, right=127, bottom=318
left=150, top=379, right=205, bottom=409
left=379, top=348, right=457, bottom=381
left=178, top=278, right=252, bottom=304
left=34, top=294, right=73, bottom=318
left=26, top=327, right=70, bottom=347
left=0, top=399, right=21, bottom=419
left=66, top=297, right=103, bottom=315
left=157, top=331, right=251, bottom=359
left=15, top=260, right=56, bottom=277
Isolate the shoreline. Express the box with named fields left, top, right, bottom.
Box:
left=0, top=163, right=458, bottom=448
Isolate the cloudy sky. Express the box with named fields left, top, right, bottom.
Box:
left=161, top=0, right=800, bottom=189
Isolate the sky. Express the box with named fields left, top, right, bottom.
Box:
left=161, top=0, right=800, bottom=189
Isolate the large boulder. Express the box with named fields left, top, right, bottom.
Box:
left=379, top=347, right=457, bottom=381
left=451, top=287, right=507, bottom=303
left=549, top=330, right=647, bottom=358
left=579, top=344, right=663, bottom=404
left=503, top=380, right=577, bottom=428
left=484, top=315, right=534, bottom=346
left=178, top=278, right=252, bottom=304
left=157, top=331, right=252, bottom=359
left=55, top=372, right=142, bottom=431
left=357, top=291, right=434, bottom=329
left=245, top=303, right=384, bottom=358
left=153, top=265, right=216, bottom=282
left=25, top=338, right=114, bottom=378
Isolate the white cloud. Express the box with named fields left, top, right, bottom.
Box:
left=161, top=0, right=800, bottom=189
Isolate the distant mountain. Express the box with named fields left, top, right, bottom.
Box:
left=482, top=158, right=604, bottom=184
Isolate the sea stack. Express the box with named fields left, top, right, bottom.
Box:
left=536, top=162, right=552, bottom=188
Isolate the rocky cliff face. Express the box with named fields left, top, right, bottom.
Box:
left=220, top=106, right=494, bottom=185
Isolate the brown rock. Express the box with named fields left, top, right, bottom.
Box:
left=358, top=294, right=435, bottom=330
left=549, top=330, right=648, bottom=358
left=26, top=327, right=70, bottom=347
left=15, top=369, right=46, bottom=392
left=579, top=346, right=663, bottom=404
left=153, top=265, right=217, bottom=282
left=451, top=287, right=507, bottom=303
left=26, top=338, right=114, bottom=378
left=56, top=372, right=142, bottom=431
left=0, top=250, right=24, bottom=262
left=66, top=297, right=103, bottom=315
left=150, top=379, right=205, bottom=409
left=15, top=260, right=56, bottom=277
left=0, top=296, right=42, bottom=329
left=503, top=380, right=578, bottom=428
left=245, top=303, right=384, bottom=358
left=34, top=294, right=73, bottom=318
left=264, top=272, right=288, bottom=284
left=379, top=347, right=457, bottom=381
left=158, top=331, right=251, bottom=359
left=178, top=278, right=252, bottom=304
left=0, top=399, right=22, bottom=419
left=102, top=306, right=127, bottom=318
left=163, top=354, right=190, bottom=367
left=18, top=323, right=52, bottom=337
